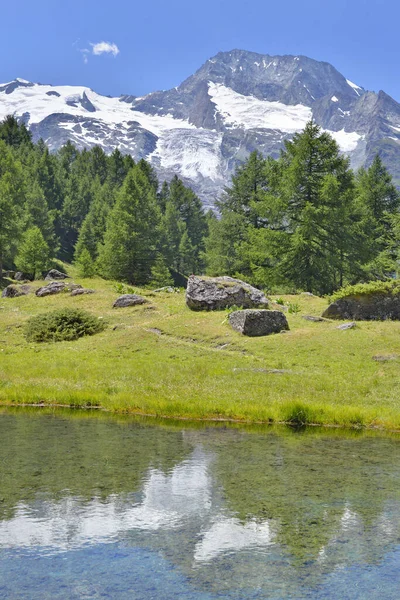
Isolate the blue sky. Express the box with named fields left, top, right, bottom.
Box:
left=2, top=0, right=400, bottom=100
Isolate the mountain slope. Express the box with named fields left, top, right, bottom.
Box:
left=2, top=50, right=400, bottom=207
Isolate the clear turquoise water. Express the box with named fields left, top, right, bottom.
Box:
left=0, top=410, right=399, bottom=599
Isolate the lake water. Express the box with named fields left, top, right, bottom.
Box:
left=0, top=409, right=399, bottom=599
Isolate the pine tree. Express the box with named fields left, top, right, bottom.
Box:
left=15, top=226, right=50, bottom=279
left=178, top=229, right=196, bottom=275
left=279, top=121, right=358, bottom=294
left=0, top=115, right=32, bottom=148
left=0, top=141, right=26, bottom=278
left=98, top=166, right=161, bottom=284
left=75, top=247, right=96, bottom=278
left=150, top=255, right=174, bottom=288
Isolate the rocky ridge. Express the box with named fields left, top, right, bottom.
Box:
left=2, top=50, right=400, bottom=208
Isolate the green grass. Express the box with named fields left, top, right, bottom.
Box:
left=1, top=267, right=400, bottom=430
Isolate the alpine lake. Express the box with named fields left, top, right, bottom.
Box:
left=0, top=408, right=399, bottom=599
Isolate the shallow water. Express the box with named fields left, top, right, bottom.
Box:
left=0, top=410, right=399, bottom=599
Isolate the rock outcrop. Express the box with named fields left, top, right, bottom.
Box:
left=228, top=309, right=289, bottom=336
left=1, top=284, right=33, bottom=298
left=113, top=294, right=148, bottom=308
left=186, top=276, right=269, bottom=311
left=323, top=293, right=400, bottom=321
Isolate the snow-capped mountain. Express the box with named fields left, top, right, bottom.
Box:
left=2, top=50, right=400, bottom=208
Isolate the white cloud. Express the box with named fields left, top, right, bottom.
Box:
left=90, top=41, right=120, bottom=57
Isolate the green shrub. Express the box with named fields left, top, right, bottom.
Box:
left=332, top=279, right=400, bottom=302
left=288, top=302, right=301, bottom=314
left=25, top=308, right=106, bottom=343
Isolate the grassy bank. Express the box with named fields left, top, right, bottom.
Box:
left=1, top=270, right=400, bottom=430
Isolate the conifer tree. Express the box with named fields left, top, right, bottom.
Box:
left=98, top=166, right=161, bottom=284
left=0, top=141, right=26, bottom=278
left=150, top=254, right=174, bottom=288
left=15, top=226, right=50, bottom=279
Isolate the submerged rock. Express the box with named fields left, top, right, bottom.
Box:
left=1, top=284, right=33, bottom=298
left=323, top=293, right=400, bottom=321
left=186, top=275, right=269, bottom=311
left=228, top=309, right=289, bottom=337
left=113, top=294, right=148, bottom=308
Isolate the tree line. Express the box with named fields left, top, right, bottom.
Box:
left=206, top=121, right=400, bottom=295
left=0, top=116, right=207, bottom=286
left=1, top=116, right=399, bottom=295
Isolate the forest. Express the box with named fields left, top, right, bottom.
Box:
left=1, top=116, right=399, bottom=295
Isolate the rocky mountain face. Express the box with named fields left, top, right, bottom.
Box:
left=2, top=50, right=400, bottom=208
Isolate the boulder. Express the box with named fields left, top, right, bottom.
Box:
left=70, top=288, right=95, bottom=296
left=186, top=275, right=269, bottom=311
left=36, top=281, right=66, bottom=297
left=45, top=269, right=69, bottom=281
left=14, top=272, right=32, bottom=282
left=323, top=293, right=400, bottom=321
left=1, top=284, right=33, bottom=298
left=4, top=270, right=15, bottom=279
left=228, top=309, right=289, bottom=337
left=113, top=294, right=148, bottom=308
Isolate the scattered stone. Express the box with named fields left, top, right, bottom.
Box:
left=113, top=294, right=148, bottom=308
left=147, top=328, right=162, bottom=335
left=186, top=275, right=269, bottom=311
left=70, top=288, right=95, bottom=297
left=45, top=269, right=69, bottom=281
left=372, top=354, right=398, bottom=362
left=1, top=284, right=33, bottom=298
left=336, top=322, right=357, bottom=330
left=233, top=367, right=292, bottom=374
left=153, top=286, right=176, bottom=293
left=323, top=293, right=400, bottom=321
left=35, top=281, right=66, bottom=297
left=302, top=315, right=328, bottom=322
left=229, top=309, right=289, bottom=337
left=4, top=271, right=15, bottom=279
left=301, top=292, right=314, bottom=297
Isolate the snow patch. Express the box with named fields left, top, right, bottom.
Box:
left=208, top=82, right=312, bottom=133
left=331, top=96, right=339, bottom=103
left=346, top=79, right=362, bottom=97
left=326, top=128, right=363, bottom=152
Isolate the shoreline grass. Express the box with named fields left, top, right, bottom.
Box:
left=1, top=269, right=400, bottom=432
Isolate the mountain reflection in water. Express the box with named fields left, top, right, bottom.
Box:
left=0, top=410, right=399, bottom=599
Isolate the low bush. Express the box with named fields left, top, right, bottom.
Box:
left=332, top=280, right=400, bottom=302
left=25, top=308, right=106, bottom=343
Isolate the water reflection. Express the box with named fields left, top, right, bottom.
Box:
left=0, top=411, right=399, bottom=599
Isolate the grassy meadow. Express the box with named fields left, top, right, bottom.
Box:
left=1, top=268, right=400, bottom=430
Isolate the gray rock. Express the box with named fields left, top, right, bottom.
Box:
left=186, top=275, right=269, bottom=311
left=113, top=294, right=148, bottom=308
left=70, top=288, right=95, bottom=297
left=14, top=272, right=32, bottom=282
left=4, top=271, right=15, bottom=279
left=36, top=282, right=66, bottom=297
left=1, top=284, right=33, bottom=298
left=66, top=284, right=83, bottom=292
left=45, top=269, right=69, bottom=280
left=302, top=315, right=328, bottom=322
left=153, top=286, right=176, bottom=293
left=323, top=293, right=400, bottom=321
left=228, top=309, right=289, bottom=337
left=336, top=322, right=357, bottom=330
